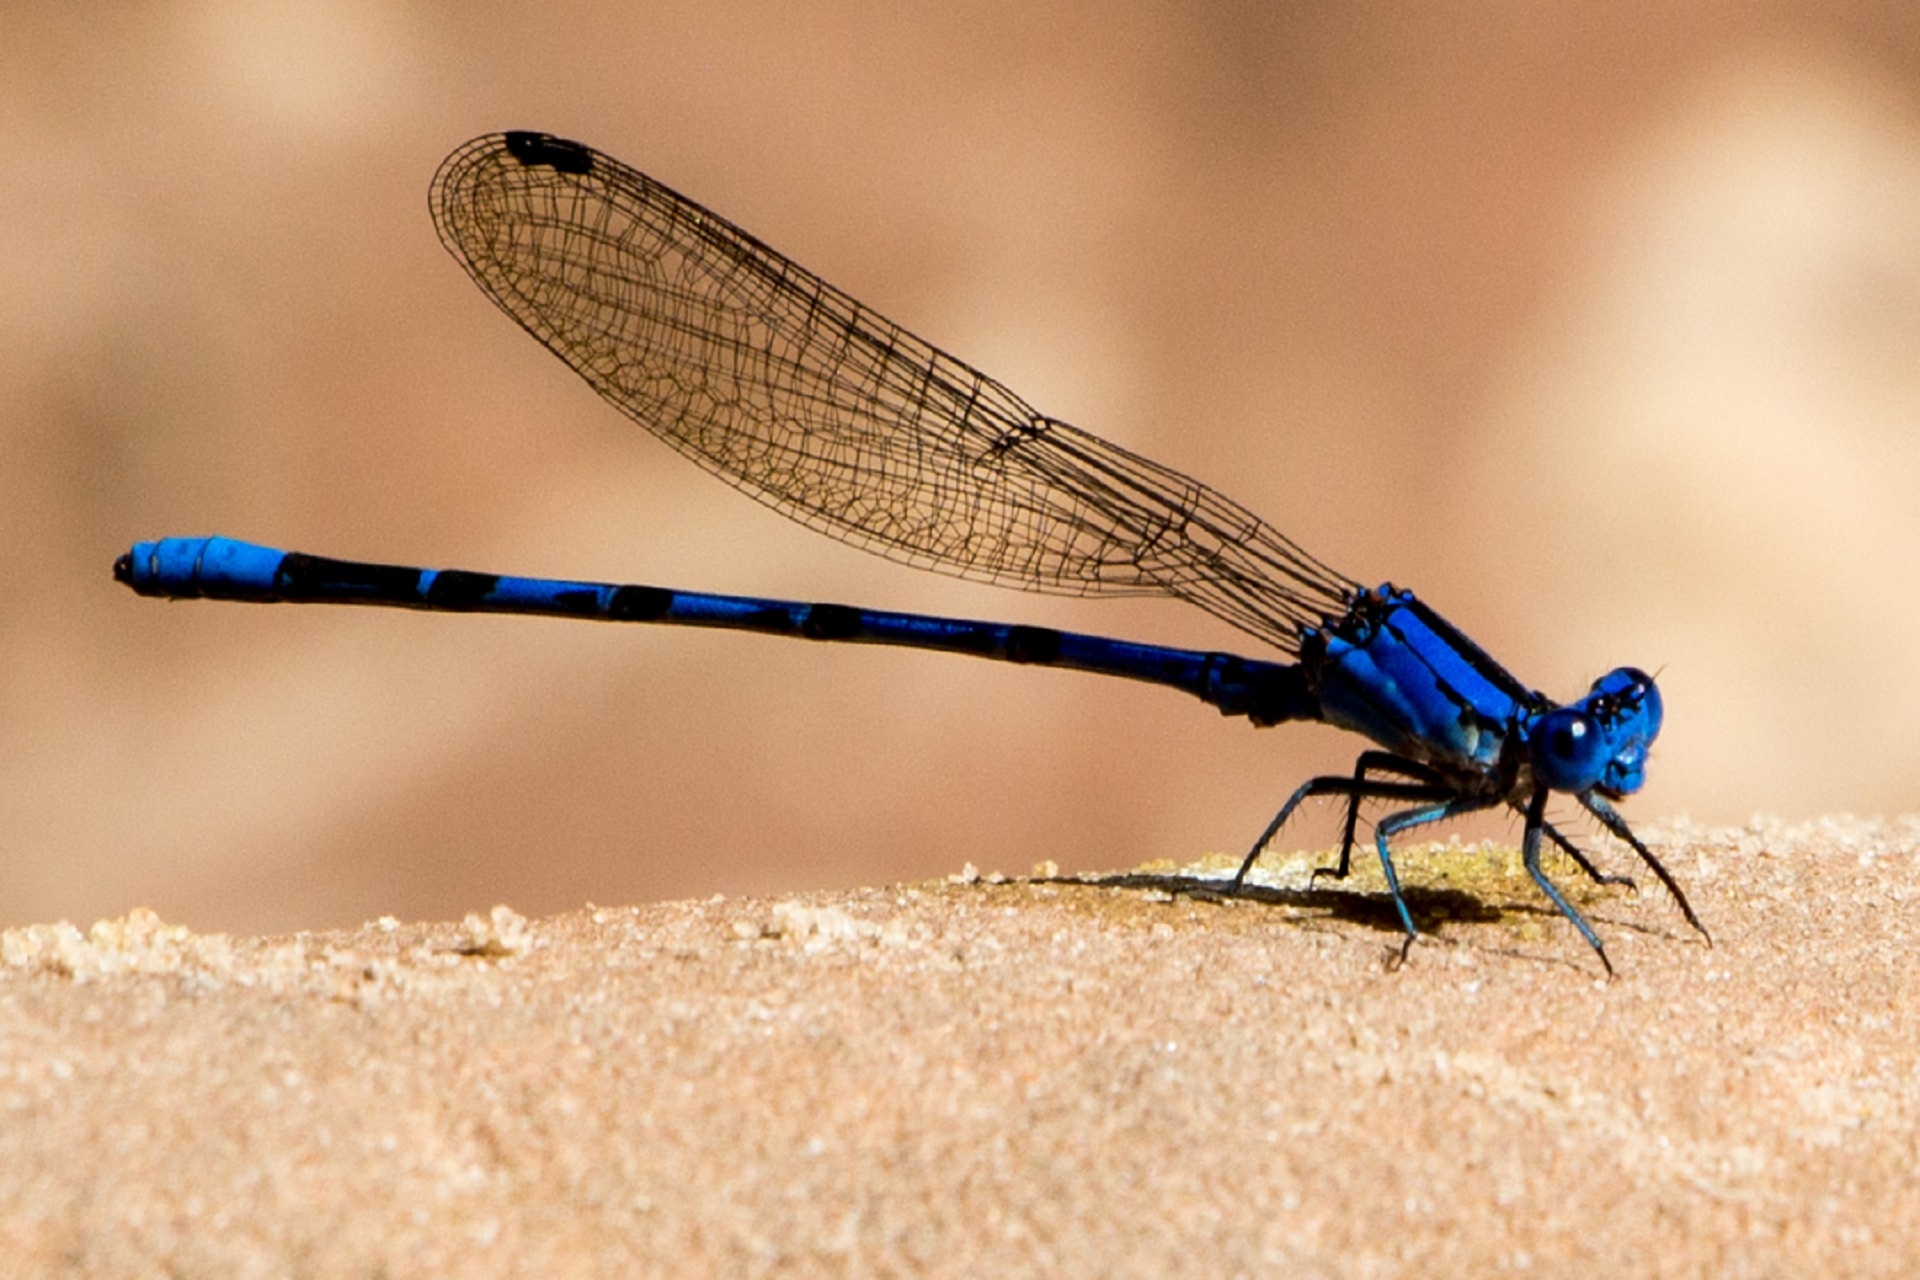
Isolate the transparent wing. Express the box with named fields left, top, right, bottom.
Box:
left=430, top=131, right=1358, bottom=654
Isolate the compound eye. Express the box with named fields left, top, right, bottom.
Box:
left=1531, top=708, right=1607, bottom=793
left=1593, top=666, right=1662, bottom=737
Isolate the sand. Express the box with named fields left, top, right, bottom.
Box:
left=3, top=816, right=1916, bottom=1276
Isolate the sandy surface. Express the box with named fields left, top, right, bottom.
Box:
left=3, top=816, right=1917, bottom=1277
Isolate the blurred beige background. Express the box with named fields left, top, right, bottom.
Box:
left=5, top=2, right=1920, bottom=935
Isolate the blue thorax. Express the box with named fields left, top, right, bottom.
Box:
left=1304, top=585, right=1660, bottom=800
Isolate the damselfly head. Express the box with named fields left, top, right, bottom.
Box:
left=1528, top=667, right=1661, bottom=797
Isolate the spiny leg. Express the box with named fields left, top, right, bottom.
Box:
left=1541, top=821, right=1637, bottom=889
left=1370, top=795, right=1504, bottom=963
left=1518, top=788, right=1612, bottom=975
left=1582, top=793, right=1712, bottom=945
left=1318, top=753, right=1451, bottom=885
left=1320, top=771, right=1632, bottom=893
left=1230, top=763, right=1451, bottom=893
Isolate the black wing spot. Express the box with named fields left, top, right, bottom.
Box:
left=504, top=131, right=594, bottom=175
